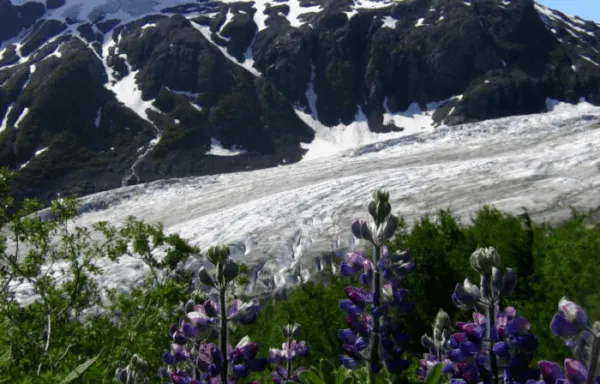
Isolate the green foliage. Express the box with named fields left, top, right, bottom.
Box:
left=423, top=363, right=443, bottom=384
left=0, top=167, right=198, bottom=382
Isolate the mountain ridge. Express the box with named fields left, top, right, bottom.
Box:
left=0, top=0, right=599, bottom=204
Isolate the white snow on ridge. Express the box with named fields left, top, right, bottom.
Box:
left=208, top=138, right=248, bottom=156
left=0, top=104, right=14, bottom=133
left=14, top=108, right=29, bottom=129
left=19, top=146, right=49, bottom=170
left=189, top=20, right=262, bottom=77
left=381, top=16, right=398, bottom=29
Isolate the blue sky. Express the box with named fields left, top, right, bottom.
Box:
left=537, top=0, right=600, bottom=22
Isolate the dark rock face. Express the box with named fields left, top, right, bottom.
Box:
left=0, top=0, right=599, bottom=204
left=0, top=0, right=46, bottom=44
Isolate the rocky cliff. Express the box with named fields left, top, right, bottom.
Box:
left=0, top=0, right=598, bottom=203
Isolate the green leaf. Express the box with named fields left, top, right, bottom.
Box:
left=60, top=352, right=102, bottom=384
left=0, top=348, right=11, bottom=366
left=299, top=370, right=326, bottom=384
left=319, top=358, right=336, bottom=382
left=425, top=363, right=444, bottom=384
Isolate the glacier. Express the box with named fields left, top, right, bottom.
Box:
left=9, top=101, right=600, bottom=304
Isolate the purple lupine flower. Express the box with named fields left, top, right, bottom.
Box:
left=420, top=307, right=540, bottom=384
left=532, top=359, right=600, bottom=384
left=268, top=327, right=309, bottom=384
left=550, top=298, right=590, bottom=339
left=338, top=246, right=414, bottom=373
left=227, top=337, right=269, bottom=379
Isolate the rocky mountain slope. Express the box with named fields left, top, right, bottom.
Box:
left=0, top=0, right=599, bottom=203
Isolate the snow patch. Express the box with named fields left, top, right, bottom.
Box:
left=217, top=9, right=234, bottom=41
left=19, top=146, right=49, bottom=170
left=14, top=108, right=29, bottom=129
left=189, top=20, right=261, bottom=77
left=581, top=55, right=600, bottom=67
left=95, top=107, right=102, bottom=128
left=0, top=104, right=13, bottom=133
left=286, top=0, right=323, bottom=28
left=381, top=16, right=397, bottom=29
left=207, top=138, right=248, bottom=156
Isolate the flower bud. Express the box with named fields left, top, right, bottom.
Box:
left=387, top=250, right=415, bottom=276
left=193, top=291, right=207, bottom=305
left=184, top=300, right=196, bottom=314
left=491, top=267, right=503, bottom=297
left=368, top=194, right=392, bottom=225
left=198, top=267, right=216, bottom=288
left=382, top=214, right=399, bottom=240
left=434, top=309, right=452, bottom=333
left=223, top=259, right=240, bottom=282
left=421, top=334, right=435, bottom=348
left=207, top=245, right=230, bottom=265
left=452, top=278, right=481, bottom=310
left=500, top=268, right=517, bottom=297
left=351, top=220, right=374, bottom=243
left=558, top=297, right=589, bottom=329
left=115, top=367, right=128, bottom=383
left=283, top=323, right=300, bottom=338
left=204, top=300, right=218, bottom=318
left=469, top=247, right=500, bottom=275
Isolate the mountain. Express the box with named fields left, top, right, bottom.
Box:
left=0, top=0, right=599, bottom=204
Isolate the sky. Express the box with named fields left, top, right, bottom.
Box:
left=537, top=0, right=600, bottom=22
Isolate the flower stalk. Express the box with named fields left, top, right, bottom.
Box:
left=339, top=189, right=415, bottom=384
left=370, top=244, right=382, bottom=384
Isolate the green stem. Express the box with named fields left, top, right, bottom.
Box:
left=286, top=336, right=293, bottom=380
left=219, top=264, right=228, bottom=383
left=369, top=245, right=382, bottom=384
left=585, top=333, right=599, bottom=384
left=483, top=274, right=499, bottom=384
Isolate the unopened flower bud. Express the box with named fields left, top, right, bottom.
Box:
left=470, top=247, right=500, bottom=275
left=184, top=300, right=196, bottom=314
left=491, top=267, right=503, bottom=297
left=452, top=278, right=481, bottom=310
left=207, top=245, right=230, bottom=265
left=558, top=297, right=589, bottom=329
left=283, top=323, right=301, bottom=338
left=223, top=259, right=240, bottom=282
left=434, top=309, right=452, bottom=333
left=421, top=334, right=434, bottom=348
left=382, top=215, right=399, bottom=240
left=204, top=300, right=218, bottom=318
left=500, top=268, right=517, bottom=297
left=198, top=267, right=216, bottom=288
left=115, top=367, right=128, bottom=383
left=368, top=191, right=392, bottom=225
left=351, top=220, right=374, bottom=243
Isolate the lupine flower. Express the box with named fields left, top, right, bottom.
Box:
left=269, top=324, right=310, bottom=383
left=227, top=336, right=269, bottom=378
left=163, top=340, right=266, bottom=384
left=470, top=247, right=500, bottom=275
left=419, top=307, right=540, bottom=384
left=115, top=354, right=151, bottom=384
left=161, top=246, right=266, bottom=384
left=528, top=359, right=600, bottom=384
left=268, top=340, right=309, bottom=365
left=550, top=298, right=590, bottom=338
left=338, top=246, right=414, bottom=372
